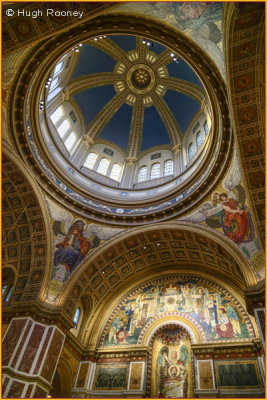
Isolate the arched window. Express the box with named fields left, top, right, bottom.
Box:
left=204, top=121, right=210, bottom=136
left=110, top=163, right=122, bottom=182
left=49, top=77, right=59, bottom=91
left=50, top=106, right=64, bottom=125
left=84, top=152, right=98, bottom=169
left=73, top=307, right=81, bottom=327
left=57, top=119, right=70, bottom=138
left=188, top=143, right=195, bottom=160
left=97, top=158, right=109, bottom=175
left=150, top=163, right=160, bottom=179
left=54, top=61, right=64, bottom=76
left=196, top=131, right=203, bottom=149
left=64, top=132, right=77, bottom=152
left=2, top=268, right=15, bottom=304
left=137, top=166, right=147, bottom=182
left=164, top=159, right=173, bottom=176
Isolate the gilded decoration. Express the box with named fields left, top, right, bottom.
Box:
left=198, top=360, right=214, bottom=389
left=101, top=277, right=253, bottom=347
left=45, top=197, right=125, bottom=303
left=180, top=149, right=265, bottom=278
left=150, top=325, right=193, bottom=398
left=129, top=362, right=143, bottom=390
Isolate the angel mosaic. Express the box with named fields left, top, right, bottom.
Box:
left=180, top=150, right=256, bottom=246
left=157, top=345, right=190, bottom=398
left=46, top=198, right=125, bottom=301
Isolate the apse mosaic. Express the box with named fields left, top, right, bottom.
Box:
left=102, top=277, right=252, bottom=347
left=180, top=149, right=265, bottom=278
left=45, top=198, right=125, bottom=303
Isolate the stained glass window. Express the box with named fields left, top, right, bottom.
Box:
left=84, top=152, right=98, bottom=169
left=110, top=163, right=122, bottom=181
left=54, top=62, right=64, bottom=76
left=50, top=106, right=64, bottom=125
left=57, top=119, right=70, bottom=138
left=150, top=163, right=160, bottom=179
left=188, top=143, right=195, bottom=160
left=164, top=159, right=173, bottom=176
left=73, top=307, right=81, bottom=326
left=196, top=131, right=203, bottom=148
left=50, top=77, right=59, bottom=91
left=137, top=166, right=147, bottom=182
left=97, top=158, right=109, bottom=175
left=64, top=132, right=77, bottom=152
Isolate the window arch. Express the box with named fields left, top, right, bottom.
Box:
left=57, top=119, right=70, bottom=138
left=137, top=166, right=147, bottom=182
left=2, top=268, right=15, bottom=304
left=49, top=77, right=59, bottom=91
left=150, top=163, right=160, bottom=179
left=164, top=159, right=173, bottom=176
left=188, top=143, right=195, bottom=160
left=73, top=307, right=81, bottom=327
left=64, top=132, right=77, bottom=152
left=204, top=121, right=210, bottom=136
left=97, top=158, right=110, bottom=175
left=110, top=163, right=122, bottom=182
left=54, top=61, right=64, bottom=76
left=50, top=106, right=64, bottom=125
left=196, top=131, right=203, bottom=149
left=84, top=152, right=98, bottom=169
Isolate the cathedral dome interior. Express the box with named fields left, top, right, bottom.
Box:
left=2, top=2, right=265, bottom=399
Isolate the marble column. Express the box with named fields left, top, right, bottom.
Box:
left=2, top=317, right=65, bottom=398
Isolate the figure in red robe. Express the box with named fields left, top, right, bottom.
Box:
left=220, top=193, right=255, bottom=244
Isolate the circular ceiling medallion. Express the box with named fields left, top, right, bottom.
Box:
left=127, top=63, right=155, bottom=94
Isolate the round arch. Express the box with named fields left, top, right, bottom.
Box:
left=58, top=221, right=258, bottom=310
left=49, top=358, right=73, bottom=398
left=2, top=145, right=53, bottom=305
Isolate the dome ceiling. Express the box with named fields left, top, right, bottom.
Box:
left=11, top=15, right=232, bottom=225
left=68, top=35, right=204, bottom=154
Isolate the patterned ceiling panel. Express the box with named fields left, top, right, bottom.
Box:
left=228, top=3, right=265, bottom=246
left=62, top=228, right=250, bottom=318
left=2, top=153, right=48, bottom=304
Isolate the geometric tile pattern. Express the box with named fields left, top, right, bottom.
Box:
left=228, top=3, right=265, bottom=246
left=2, top=153, right=47, bottom=304
left=2, top=2, right=118, bottom=55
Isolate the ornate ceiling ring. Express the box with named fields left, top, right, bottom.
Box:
left=9, top=15, right=232, bottom=226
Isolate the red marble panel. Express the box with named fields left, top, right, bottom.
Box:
left=32, top=385, right=47, bottom=398
left=7, top=380, right=25, bottom=398
left=34, top=327, right=53, bottom=374
left=25, top=384, right=34, bottom=398
left=18, top=324, right=45, bottom=373
left=2, top=319, right=27, bottom=366
left=11, top=320, right=33, bottom=369
left=41, top=329, right=65, bottom=382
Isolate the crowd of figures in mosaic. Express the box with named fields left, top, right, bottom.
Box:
left=103, top=279, right=250, bottom=346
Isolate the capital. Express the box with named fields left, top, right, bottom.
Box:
left=172, top=144, right=182, bottom=154
left=126, top=157, right=137, bottom=166
left=83, top=135, right=94, bottom=147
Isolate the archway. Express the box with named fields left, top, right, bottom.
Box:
left=49, top=358, right=73, bottom=398
left=149, top=323, right=193, bottom=398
